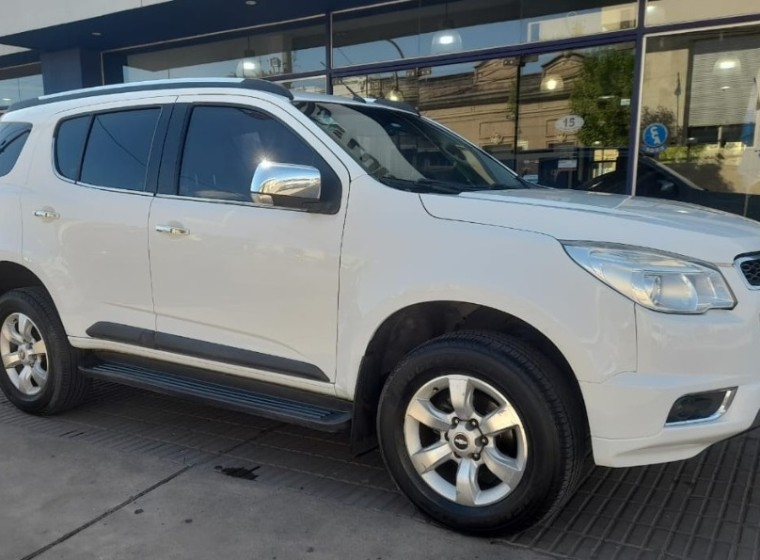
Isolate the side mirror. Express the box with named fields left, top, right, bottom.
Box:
left=250, top=161, right=321, bottom=203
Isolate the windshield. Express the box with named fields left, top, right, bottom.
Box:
left=294, top=100, right=526, bottom=194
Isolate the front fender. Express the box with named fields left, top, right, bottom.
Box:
left=335, top=178, right=637, bottom=398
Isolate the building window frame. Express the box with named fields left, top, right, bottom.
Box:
left=93, top=1, right=760, bottom=198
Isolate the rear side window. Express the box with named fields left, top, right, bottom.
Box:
left=79, top=108, right=161, bottom=191
left=0, top=122, right=32, bottom=177
left=55, top=116, right=90, bottom=181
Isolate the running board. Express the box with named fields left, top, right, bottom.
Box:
left=80, top=359, right=352, bottom=432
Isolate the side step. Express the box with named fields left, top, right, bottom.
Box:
left=80, top=360, right=352, bottom=432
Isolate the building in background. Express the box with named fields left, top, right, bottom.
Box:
left=0, top=0, right=759, bottom=218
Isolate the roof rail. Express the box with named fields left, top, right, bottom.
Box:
left=8, top=78, right=294, bottom=112
left=370, top=98, right=420, bottom=115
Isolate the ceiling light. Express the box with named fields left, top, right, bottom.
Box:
left=713, top=55, right=742, bottom=73
left=91, top=32, right=102, bottom=37
left=431, top=28, right=462, bottom=54
left=645, top=4, right=666, bottom=25
left=430, top=2, right=462, bottom=55
left=236, top=58, right=260, bottom=78
left=245, top=0, right=257, bottom=5
left=540, top=75, right=564, bottom=92
left=386, top=88, right=404, bottom=102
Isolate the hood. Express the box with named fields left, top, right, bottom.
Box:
left=420, top=189, right=760, bottom=264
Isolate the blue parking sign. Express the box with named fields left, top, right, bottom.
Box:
left=642, top=123, right=669, bottom=154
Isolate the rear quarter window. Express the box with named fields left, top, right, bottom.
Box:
left=55, top=115, right=91, bottom=181
left=0, top=122, right=32, bottom=177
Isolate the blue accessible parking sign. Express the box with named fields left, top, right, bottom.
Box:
left=642, top=123, right=669, bottom=154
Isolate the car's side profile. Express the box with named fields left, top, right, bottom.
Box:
left=1, top=79, right=759, bottom=534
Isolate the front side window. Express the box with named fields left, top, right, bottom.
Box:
left=80, top=108, right=161, bottom=191
left=0, top=122, right=31, bottom=177
left=296, top=101, right=525, bottom=193
left=179, top=105, right=339, bottom=204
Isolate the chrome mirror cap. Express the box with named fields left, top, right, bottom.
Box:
left=250, top=161, right=321, bottom=202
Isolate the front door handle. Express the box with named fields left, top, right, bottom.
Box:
left=155, top=224, right=190, bottom=236
left=33, top=209, right=60, bottom=221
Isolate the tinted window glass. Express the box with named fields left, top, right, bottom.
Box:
left=55, top=116, right=90, bottom=181
left=179, top=105, right=339, bottom=204
left=297, top=101, right=523, bottom=192
left=80, top=109, right=160, bottom=191
left=0, top=122, right=32, bottom=177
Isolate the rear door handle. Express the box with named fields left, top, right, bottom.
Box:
left=155, top=224, right=190, bottom=236
left=33, top=209, right=60, bottom=221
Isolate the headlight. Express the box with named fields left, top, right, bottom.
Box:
left=562, top=242, right=736, bottom=314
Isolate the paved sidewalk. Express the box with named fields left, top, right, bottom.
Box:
left=1, top=382, right=759, bottom=559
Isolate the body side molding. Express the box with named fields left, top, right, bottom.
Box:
left=86, top=322, right=329, bottom=382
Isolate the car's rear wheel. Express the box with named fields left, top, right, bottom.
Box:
left=0, top=288, right=88, bottom=414
left=377, top=331, right=586, bottom=534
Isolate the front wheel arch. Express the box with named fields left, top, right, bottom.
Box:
left=350, top=301, right=588, bottom=455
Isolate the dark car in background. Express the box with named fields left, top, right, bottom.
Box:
left=577, top=153, right=760, bottom=221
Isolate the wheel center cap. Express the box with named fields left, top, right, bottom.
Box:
left=18, top=348, right=27, bottom=362
left=453, top=434, right=469, bottom=451
left=447, top=422, right=485, bottom=456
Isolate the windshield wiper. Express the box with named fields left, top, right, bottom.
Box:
left=378, top=175, right=523, bottom=194
left=377, top=176, right=464, bottom=194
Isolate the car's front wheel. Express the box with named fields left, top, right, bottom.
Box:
left=0, top=287, right=88, bottom=414
left=377, top=331, right=586, bottom=533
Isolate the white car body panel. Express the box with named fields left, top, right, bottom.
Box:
left=2, top=84, right=760, bottom=470
left=147, top=93, right=350, bottom=383
left=333, top=174, right=639, bottom=399
left=421, top=189, right=760, bottom=263
left=16, top=96, right=179, bottom=337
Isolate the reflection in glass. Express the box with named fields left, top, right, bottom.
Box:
left=332, top=59, right=519, bottom=169
left=646, top=0, right=759, bottom=26
left=332, top=45, right=635, bottom=189
left=516, top=46, right=635, bottom=189
left=119, top=24, right=326, bottom=82
left=332, top=0, right=635, bottom=68
left=639, top=26, right=760, bottom=220
left=297, top=101, right=525, bottom=193
left=276, top=76, right=326, bottom=95
left=0, top=65, right=43, bottom=109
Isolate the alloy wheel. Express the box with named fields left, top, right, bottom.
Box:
left=1, top=312, right=49, bottom=396
left=403, top=374, right=528, bottom=507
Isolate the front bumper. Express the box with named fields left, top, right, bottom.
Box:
left=585, top=266, right=760, bottom=468
left=586, top=373, right=760, bottom=467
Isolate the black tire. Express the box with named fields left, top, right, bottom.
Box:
left=377, top=331, right=586, bottom=534
left=0, top=287, right=89, bottom=414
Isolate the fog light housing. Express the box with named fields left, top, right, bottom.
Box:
left=666, top=388, right=737, bottom=425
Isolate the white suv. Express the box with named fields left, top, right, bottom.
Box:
left=1, top=78, right=759, bottom=533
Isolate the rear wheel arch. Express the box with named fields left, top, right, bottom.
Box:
left=0, top=261, right=47, bottom=298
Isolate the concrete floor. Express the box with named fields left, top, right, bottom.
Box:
left=1, top=382, right=759, bottom=560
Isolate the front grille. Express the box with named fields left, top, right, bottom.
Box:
left=738, top=255, right=760, bottom=287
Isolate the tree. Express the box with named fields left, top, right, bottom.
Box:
left=569, top=49, right=635, bottom=147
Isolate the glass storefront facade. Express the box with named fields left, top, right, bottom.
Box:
left=98, top=0, right=760, bottom=219
left=0, top=63, right=43, bottom=111
left=638, top=24, right=760, bottom=219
